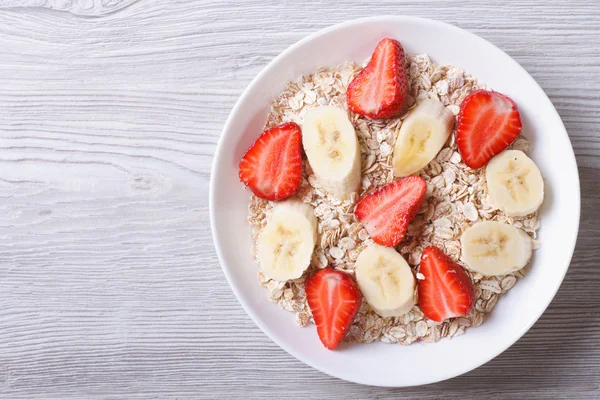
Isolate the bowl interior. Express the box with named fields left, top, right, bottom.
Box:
left=210, top=16, right=580, bottom=386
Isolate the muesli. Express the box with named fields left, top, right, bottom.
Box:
left=239, top=38, right=543, bottom=349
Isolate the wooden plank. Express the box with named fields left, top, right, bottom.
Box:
left=0, top=0, right=598, bottom=398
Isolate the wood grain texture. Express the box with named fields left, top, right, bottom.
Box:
left=0, top=0, right=599, bottom=398
left=0, top=0, right=138, bottom=16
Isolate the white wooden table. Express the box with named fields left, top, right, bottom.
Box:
left=0, top=1, right=598, bottom=398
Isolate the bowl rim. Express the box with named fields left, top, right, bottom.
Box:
left=209, top=15, right=581, bottom=386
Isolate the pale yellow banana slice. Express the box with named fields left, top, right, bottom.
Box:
left=302, top=106, right=361, bottom=200
left=486, top=150, right=544, bottom=217
left=461, top=221, right=532, bottom=276
left=392, top=99, right=455, bottom=177
left=258, top=199, right=317, bottom=281
left=355, top=243, right=416, bottom=317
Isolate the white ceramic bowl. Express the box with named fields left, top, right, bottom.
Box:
left=210, top=16, right=580, bottom=386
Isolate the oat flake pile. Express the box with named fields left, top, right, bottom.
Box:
left=247, top=54, right=541, bottom=345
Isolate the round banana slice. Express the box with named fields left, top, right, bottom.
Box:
left=355, top=243, right=416, bottom=317
left=258, top=199, right=317, bottom=281
left=302, top=106, right=361, bottom=200
left=486, top=150, right=544, bottom=217
left=461, top=221, right=533, bottom=276
left=392, top=99, right=455, bottom=177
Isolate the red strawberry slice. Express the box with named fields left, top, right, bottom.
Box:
left=354, top=176, right=427, bottom=247
left=306, top=269, right=362, bottom=350
left=417, top=246, right=475, bottom=322
left=239, top=122, right=303, bottom=201
left=456, top=89, right=522, bottom=169
left=346, top=38, right=409, bottom=119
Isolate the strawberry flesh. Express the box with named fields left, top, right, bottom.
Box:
left=306, top=269, right=362, bottom=350
left=347, top=38, right=408, bottom=119
left=354, top=176, right=427, bottom=247
left=417, top=246, right=475, bottom=322
left=456, top=90, right=522, bottom=169
left=238, top=122, right=302, bottom=201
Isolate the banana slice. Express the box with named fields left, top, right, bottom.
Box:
left=486, top=150, right=544, bottom=217
left=392, top=99, right=455, bottom=177
left=302, top=106, right=361, bottom=200
left=461, top=221, right=532, bottom=276
left=258, top=199, right=317, bottom=281
left=355, top=243, right=416, bottom=317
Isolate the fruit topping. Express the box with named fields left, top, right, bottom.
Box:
left=460, top=221, right=532, bottom=276
left=239, top=122, right=303, bottom=201
left=392, top=99, right=455, bottom=177
left=456, top=90, right=522, bottom=169
left=347, top=38, right=409, bottom=119
left=485, top=150, right=544, bottom=217
left=306, top=269, right=362, bottom=350
left=258, top=199, right=317, bottom=281
left=354, top=176, right=427, bottom=247
left=355, top=243, right=416, bottom=317
left=417, top=246, right=476, bottom=322
left=302, top=106, right=361, bottom=200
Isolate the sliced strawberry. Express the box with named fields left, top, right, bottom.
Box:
left=306, top=269, right=362, bottom=350
left=417, top=246, right=475, bottom=322
left=456, top=89, right=522, bottom=169
left=346, top=38, right=408, bottom=119
left=238, top=122, right=302, bottom=201
left=354, top=176, right=427, bottom=247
